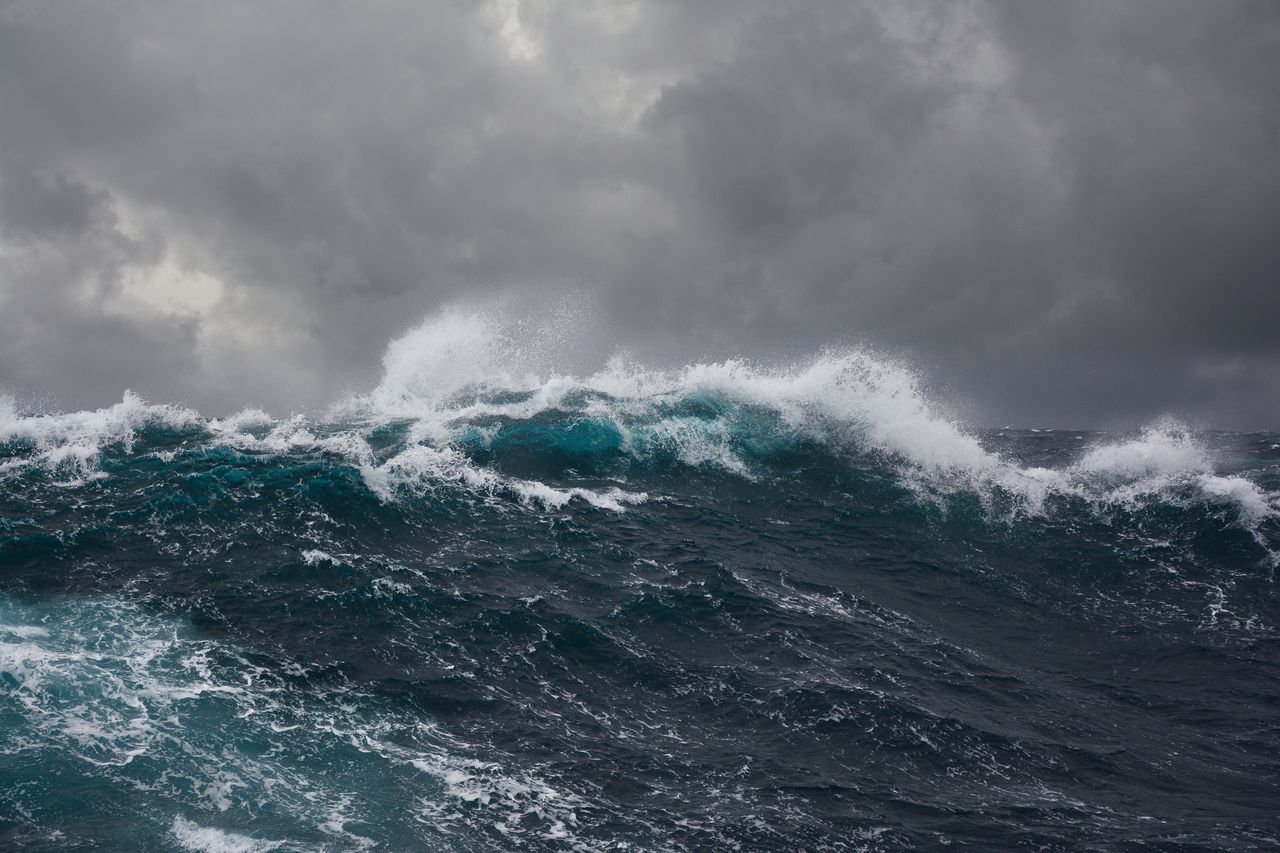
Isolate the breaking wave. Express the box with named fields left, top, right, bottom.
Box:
left=2, top=305, right=1275, bottom=531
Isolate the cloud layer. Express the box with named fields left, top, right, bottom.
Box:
left=1, top=0, right=1277, bottom=426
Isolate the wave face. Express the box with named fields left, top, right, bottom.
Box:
left=2, top=307, right=1279, bottom=850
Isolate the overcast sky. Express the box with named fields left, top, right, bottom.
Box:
left=1, top=0, right=1277, bottom=427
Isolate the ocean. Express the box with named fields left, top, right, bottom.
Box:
left=2, top=309, right=1277, bottom=851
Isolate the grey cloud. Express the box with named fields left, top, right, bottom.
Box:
left=0, top=0, right=1276, bottom=426
left=0, top=171, right=107, bottom=241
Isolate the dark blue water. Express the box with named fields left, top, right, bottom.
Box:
left=2, top=316, right=1278, bottom=851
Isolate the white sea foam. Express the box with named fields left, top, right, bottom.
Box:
left=1197, top=474, right=1274, bottom=524
left=0, top=623, right=50, bottom=638
left=170, top=816, right=284, bottom=853
left=300, top=549, right=341, bottom=567
left=361, top=443, right=646, bottom=510
left=409, top=752, right=584, bottom=841
left=2, top=305, right=1274, bottom=528
left=0, top=390, right=200, bottom=481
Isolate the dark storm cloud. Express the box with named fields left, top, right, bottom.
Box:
left=0, top=0, right=1276, bottom=425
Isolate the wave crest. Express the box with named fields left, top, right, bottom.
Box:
left=2, top=307, right=1276, bottom=534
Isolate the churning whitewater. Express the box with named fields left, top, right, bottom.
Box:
left=2, top=307, right=1278, bottom=850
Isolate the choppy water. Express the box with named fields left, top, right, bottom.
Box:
left=2, top=308, right=1278, bottom=850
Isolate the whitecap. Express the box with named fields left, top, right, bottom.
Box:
left=170, top=816, right=284, bottom=853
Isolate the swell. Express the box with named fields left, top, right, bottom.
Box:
left=1, top=304, right=1277, bottom=593
left=2, top=301, right=1280, bottom=849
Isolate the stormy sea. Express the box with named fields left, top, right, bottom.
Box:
left=2, top=308, right=1277, bottom=852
